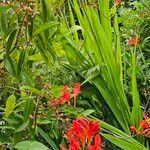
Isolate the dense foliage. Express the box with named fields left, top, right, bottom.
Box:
left=0, top=0, right=150, bottom=150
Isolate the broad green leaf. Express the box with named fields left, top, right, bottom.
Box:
left=14, top=141, right=49, bottom=150
left=14, top=121, right=29, bottom=133
left=27, top=54, right=43, bottom=62
left=17, top=50, right=26, bottom=79
left=1, top=10, right=7, bottom=33
left=5, top=94, right=16, bottom=117
left=37, top=127, right=58, bottom=150
left=6, top=28, right=18, bottom=54
left=4, top=54, right=16, bottom=77
left=4, top=115, right=22, bottom=124
left=61, top=37, right=84, bottom=65
left=24, top=98, right=34, bottom=122
left=81, top=109, right=95, bottom=117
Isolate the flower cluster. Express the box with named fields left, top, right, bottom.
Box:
left=115, top=0, right=122, bottom=5
left=51, top=83, right=80, bottom=107
left=130, top=113, right=150, bottom=138
left=60, top=118, right=102, bottom=150
left=127, top=38, right=140, bottom=45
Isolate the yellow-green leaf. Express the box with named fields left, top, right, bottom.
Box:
left=5, top=94, right=16, bottom=117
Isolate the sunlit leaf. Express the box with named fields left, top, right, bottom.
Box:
left=5, top=94, right=16, bottom=118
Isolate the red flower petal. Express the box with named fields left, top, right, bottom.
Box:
left=69, top=138, right=80, bottom=150
left=62, top=85, right=69, bottom=93
left=88, top=121, right=99, bottom=139
left=127, top=38, right=140, bottom=45
left=94, top=134, right=102, bottom=147
left=140, top=120, right=149, bottom=129
left=60, top=85, right=71, bottom=104
left=73, top=83, right=80, bottom=97
left=88, top=145, right=94, bottom=150
left=129, top=126, right=137, bottom=132
left=88, top=134, right=101, bottom=150
left=51, top=99, right=60, bottom=106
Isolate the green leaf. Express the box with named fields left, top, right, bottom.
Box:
left=1, top=10, right=7, bottom=33
left=81, top=109, right=95, bottom=117
left=0, top=134, right=12, bottom=145
left=5, top=94, right=16, bottom=117
left=4, top=54, right=16, bottom=77
left=6, top=28, right=18, bottom=54
left=37, top=119, right=51, bottom=125
left=27, top=54, right=43, bottom=62
left=34, top=21, right=59, bottom=35
left=28, top=15, right=33, bottom=38
left=0, top=106, right=5, bottom=111
left=21, top=85, right=42, bottom=95
left=14, top=141, right=49, bottom=150
left=41, top=0, right=48, bottom=22
left=131, top=47, right=141, bottom=126
left=37, top=127, right=58, bottom=150
left=4, top=115, right=22, bottom=124
left=14, top=121, right=29, bottom=133
left=24, top=98, right=34, bottom=122
left=17, top=50, right=26, bottom=79
left=0, top=126, right=15, bottom=130
left=64, top=25, right=82, bottom=36
left=102, top=133, right=148, bottom=150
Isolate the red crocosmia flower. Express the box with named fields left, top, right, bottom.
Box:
left=129, top=113, right=150, bottom=137
left=63, top=91, right=71, bottom=102
left=115, top=0, right=122, bottom=5
left=129, top=126, right=137, bottom=133
left=88, top=121, right=99, bottom=139
left=63, top=118, right=101, bottom=149
left=51, top=85, right=71, bottom=106
left=88, top=134, right=102, bottom=150
left=140, top=120, right=149, bottom=129
left=68, top=138, right=80, bottom=150
left=95, top=134, right=102, bottom=147
left=73, top=83, right=81, bottom=107
left=72, top=119, right=87, bottom=145
left=51, top=99, right=60, bottom=106
left=60, top=91, right=71, bottom=105
left=62, top=85, right=69, bottom=94
left=140, top=113, right=149, bottom=129
left=127, top=38, right=140, bottom=45
left=61, top=85, right=71, bottom=103
left=73, top=83, right=80, bottom=97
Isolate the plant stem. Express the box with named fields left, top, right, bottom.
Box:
left=74, top=96, right=76, bottom=108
